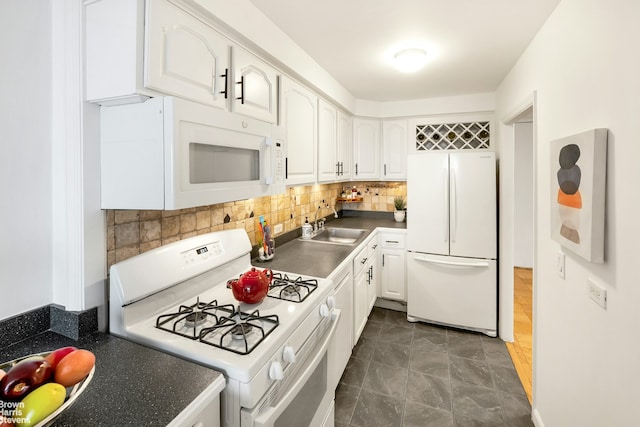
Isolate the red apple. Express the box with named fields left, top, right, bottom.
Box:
left=44, top=346, right=77, bottom=369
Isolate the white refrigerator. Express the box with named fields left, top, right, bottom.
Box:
left=406, top=151, right=497, bottom=337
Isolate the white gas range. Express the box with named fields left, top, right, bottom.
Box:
left=109, top=229, right=339, bottom=427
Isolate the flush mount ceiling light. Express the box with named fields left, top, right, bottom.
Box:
left=393, top=48, right=428, bottom=73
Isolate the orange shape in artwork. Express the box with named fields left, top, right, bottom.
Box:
left=557, top=189, right=582, bottom=208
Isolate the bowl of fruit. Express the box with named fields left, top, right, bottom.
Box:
left=0, top=347, right=95, bottom=427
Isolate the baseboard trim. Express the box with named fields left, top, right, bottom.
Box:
left=532, top=407, right=544, bottom=427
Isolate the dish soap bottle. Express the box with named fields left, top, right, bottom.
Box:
left=302, top=217, right=313, bottom=239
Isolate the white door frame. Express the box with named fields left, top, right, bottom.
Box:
left=499, top=91, right=538, bottom=404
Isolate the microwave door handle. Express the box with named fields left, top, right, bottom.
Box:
left=219, top=68, right=228, bottom=98
left=236, top=76, right=244, bottom=104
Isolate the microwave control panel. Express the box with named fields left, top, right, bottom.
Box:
left=273, top=140, right=285, bottom=185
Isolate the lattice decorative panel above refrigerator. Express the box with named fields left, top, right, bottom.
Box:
left=415, top=121, right=490, bottom=151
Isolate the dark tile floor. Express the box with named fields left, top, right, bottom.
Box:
left=335, top=307, right=533, bottom=427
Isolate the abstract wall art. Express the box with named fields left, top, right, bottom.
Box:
left=550, top=129, right=608, bottom=263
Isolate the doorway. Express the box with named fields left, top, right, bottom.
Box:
left=505, top=114, right=534, bottom=403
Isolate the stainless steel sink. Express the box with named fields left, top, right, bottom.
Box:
left=299, top=227, right=368, bottom=246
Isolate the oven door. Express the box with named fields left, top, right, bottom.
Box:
left=241, top=310, right=341, bottom=427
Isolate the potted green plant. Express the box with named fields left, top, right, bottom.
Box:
left=393, top=196, right=406, bottom=222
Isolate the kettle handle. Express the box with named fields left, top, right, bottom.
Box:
left=263, top=268, right=273, bottom=284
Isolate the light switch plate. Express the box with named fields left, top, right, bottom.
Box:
left=588, top=279, right=607, bottom=309
left=557, top=253, right=565, bottom=279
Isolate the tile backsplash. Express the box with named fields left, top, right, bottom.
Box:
left=106, top=181, right=406, bottom=270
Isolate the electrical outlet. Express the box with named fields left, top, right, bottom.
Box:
left=588, top=279, right=607, bottom=309
left=557, top=253, right=565, bottom=279
left=274, top=223, right=283, bottom=234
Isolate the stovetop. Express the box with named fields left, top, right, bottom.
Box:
left=109, top=229, right=334, bottom=383
left=155, top=297, right=279, bottom=355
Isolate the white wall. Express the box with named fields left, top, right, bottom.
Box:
left=514, top=122, right=534, bottom=268
left=354, top=92, right=495, bottom=118
left=0, top=2, right=54, bottom=319
left=496, top=0, right=640, bottom=425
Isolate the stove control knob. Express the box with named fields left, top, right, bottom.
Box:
left=326, top=295, right=336, bottom=311
left=269, top=361, right=284, bottom=381
left=283, top=346, right=296, bottom=364
left=319, top=303, right=330, bottom=318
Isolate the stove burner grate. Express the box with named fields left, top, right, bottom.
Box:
left=268, top=273, right=318, bottom=303
left=199, top=306, right=279, bottom=355
left=155, top=298, right=235, bottom=340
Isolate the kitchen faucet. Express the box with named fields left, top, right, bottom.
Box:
left=314, top=202, right=339, bottom=231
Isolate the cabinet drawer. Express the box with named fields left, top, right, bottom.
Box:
left=353, top=246, right=368, bottom=277
left=367, top=238, right=379, bottom=257
left=379, top=232, right=406, bottom=249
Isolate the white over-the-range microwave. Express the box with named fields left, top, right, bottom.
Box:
left=100, top=97, right=285, bottom=210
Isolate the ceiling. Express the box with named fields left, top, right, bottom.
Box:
left=249, top=0, right=561, bottom=102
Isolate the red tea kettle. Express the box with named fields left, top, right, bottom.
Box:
left=227, top=267, right=273, bottom=304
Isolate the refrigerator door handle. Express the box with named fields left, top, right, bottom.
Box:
left=413, top=256, right=489, bottom=268
left=450, top=167, right=457, bottom=243
left=443, top=168, right=449, bottom=243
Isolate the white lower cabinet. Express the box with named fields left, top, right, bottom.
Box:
left=366, top=239, right=379, bottom=312
left=352, top=233, right=379, bottom=344
left=352, top=244, right=369, bottom=344
left=378, top=231, right=407, bottom=301
left=329, top=266, right=353, bottom=390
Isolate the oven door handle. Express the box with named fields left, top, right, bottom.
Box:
left=245, top=309, right=341, bottom=426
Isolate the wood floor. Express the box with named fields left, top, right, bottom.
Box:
left=505, top=267, right=533, bottom=404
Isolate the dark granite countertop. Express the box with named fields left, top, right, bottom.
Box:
left=1, top=331, right=224, bottom=426
left=254, top=212, right=406, bottom=278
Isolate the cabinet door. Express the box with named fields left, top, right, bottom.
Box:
left=146, top=0, right=229, bottom=109
left=366, top=240, right=378, bottom=312
left=382, top=120, right=407, bottom=180
left=380, top=249, right=406, bottom=301
left=280, top=77, right=318, bottom=186
left=317, top=99, right=338, bottom=183
left=353, top=269, right=368, bottom=344
left=330, top=270, right=353, bottom=389
left=352, top=118, right=380, bottom=180
left=232, top=47, right=277, bottom=123
left=337, top=111, right=352, bottom=179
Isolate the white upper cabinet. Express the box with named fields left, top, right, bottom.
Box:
left=382, top=120, right=408, bottom=180
left=280, top=77, right=318, bottom=186
left=352, top=118, right=381, bottom=180
left=317, top=99, right=338, bottom=183
left=86, top=0, right=278, bottom=123
left=231, top=47, right=278, bottom=123
left=145, top=0, right=229, bottom=109
left=337, top=111, right=352, bottom=180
